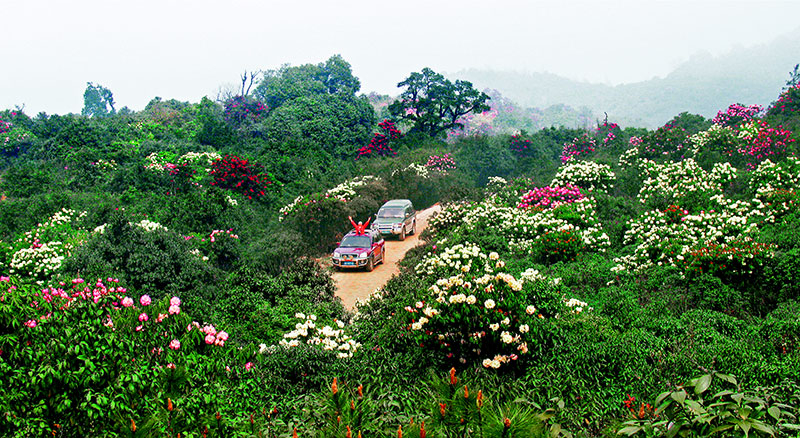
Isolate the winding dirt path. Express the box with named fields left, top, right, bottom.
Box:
left=330, top=204, right=441, bottom=310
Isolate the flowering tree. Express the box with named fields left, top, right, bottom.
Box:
left=223, top=95, right=268, bottom=127
left=509, top=134, right=533, bottom=158
left=560, top=133, right=597, bottom=163
left=209, top=155, right=278, bottom=200
left=712, top=103, right=762, bottom=127
left=356, top=119, right=400, bottom=159
left=767, top=84, right=800, bottom=117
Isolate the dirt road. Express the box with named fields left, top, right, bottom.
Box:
left=331, top=204, right=441, bottom=310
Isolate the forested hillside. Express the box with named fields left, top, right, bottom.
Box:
left=454, top=30, right=800, bottom=128
left=2, top=55, right=800, bottom=437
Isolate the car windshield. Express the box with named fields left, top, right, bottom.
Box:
left=339, top=235, right=371, bottom=248
left=378, top=208, right=404, bottom=218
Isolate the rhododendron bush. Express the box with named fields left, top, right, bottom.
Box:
left=0, top=275, right=251, bottom=436
left=356, top=119, right=400, bottom=158
left=209, top=154, right=278, bottom=200
left=402, top=251, right=589, bottom=369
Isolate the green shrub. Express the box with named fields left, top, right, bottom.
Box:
left=60, top=211, right=219, bottom=310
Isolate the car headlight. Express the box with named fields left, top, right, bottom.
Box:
left=359, top=252, right=368, bottom=258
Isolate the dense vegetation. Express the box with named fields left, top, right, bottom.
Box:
left=2, top=55, right=800, bottom=437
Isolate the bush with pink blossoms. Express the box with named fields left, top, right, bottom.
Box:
left=517, top=184, right=585, bottom=210
left=712, top=103, right=763, bottom=127
left=767, top=84, right=800, bottom=117
left=560, top=133, right=597, bottom=163
left=735, top=121, right=795, bottom=170
left=0, top=275, right=256, bottom=436
left=424, top=153, right=457, bottom=173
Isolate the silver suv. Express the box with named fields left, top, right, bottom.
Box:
left=373, top=199, right=416, bottom=240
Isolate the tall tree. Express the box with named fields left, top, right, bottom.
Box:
left=388, top=68, right=490, bottom=138
left=81, top=82, right=116, bottom=117
left=254, top=55, right=375, bottom=158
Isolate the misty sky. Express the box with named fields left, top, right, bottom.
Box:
left=3, top=0, right=800, bottom=115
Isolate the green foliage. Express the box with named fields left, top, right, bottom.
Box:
left=618, top=372, right=800, bottom=437
left=454, top=136, right=517, bottom=186
left=254, top=55, right=375, bottom=158
left=60, top=211, right=219, bottom=309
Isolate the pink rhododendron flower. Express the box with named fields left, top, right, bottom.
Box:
left=156, top=313, right=167, bottom=323
left=0, top=276, right=9, bottom=282
left=138, top=313, right=149, bottom=322
left=169, top=339, right=181, bottom=350
left=166, top=363, right=176, bottom=369
left=170, top=296, right=181, bottom=307
left=139, top=295, right=151, bottom=306
left=168, top=305, right=180, bottom=315
left=245, top=362, right=254, bottom=371
left=217, top=331, right=228, bottom=341
left=24, top=319, right=37, bottom=328
left=205, top=334, right=215, bottom=344
left=122, top=297, right=134, bottom=307
left=136, top=325, right=144, bottom=332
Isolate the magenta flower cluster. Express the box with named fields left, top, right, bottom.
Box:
left=596, top=121, right=620, bottom=145
left=561, top=134, right=597, bottom=163
left=517, top=184, right=585, bottom=209
left=424, top=153, right=456, bottom=172
left=770, top=84, right=800, bottom=115
left=712, top=103, right=763, bottom=127
left=0, top=117, right=11, bottom=134
left=737, top=121, right=796, bottom=170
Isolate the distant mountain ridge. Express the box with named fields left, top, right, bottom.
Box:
left=450, top=28, right=800, bottom=128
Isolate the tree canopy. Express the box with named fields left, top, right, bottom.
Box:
left=81, top=82, right=116, bottom=118
left=253, top=55, right=374, bottom=158
left=388, top=68, right=490, bottom=139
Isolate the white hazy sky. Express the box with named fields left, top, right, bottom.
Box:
left=2, top=0, right=800, bottom=115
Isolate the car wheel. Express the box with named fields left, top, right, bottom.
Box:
left=410, top=220, right=416, bottom=235
left=380, top=247, right=385, bottom=264
left=366, top=257, right=374, bottom=272
left=399, top=226, right=406, bottom=241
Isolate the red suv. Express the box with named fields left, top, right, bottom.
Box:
left=332, top=229, right=385, bottom=271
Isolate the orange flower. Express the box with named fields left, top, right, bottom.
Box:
left=464, top=385, right=469, bottom=399
left=476, top=390, right=484, bottom=409
left=503, top=417, right=511, bottom=428
left=216, top=412, right=221, bottom=421
left=439, top=402, right=447, bottom=417
left=397, top=424, right=403, bottom=438
left=350, top=400, right=355, bottom=411
left=357, top=384, right=363, bottom=398
left=167, top=398, right=173, bottom=412
left=420, top=421, right=426, bottom=438
left=346, top=425, right=352, bottom=438
left=293, top=427, right=298, bottom=438
left=449, top=367, right=457, bottom=385
left=131, top=418, right=136, bottom=432
left=332, top=377, right=339, bottom=395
